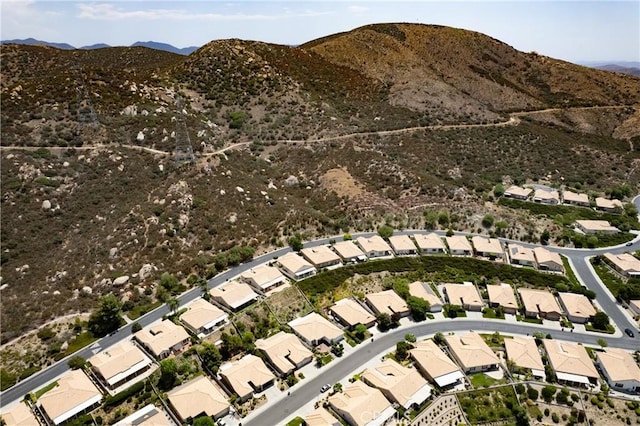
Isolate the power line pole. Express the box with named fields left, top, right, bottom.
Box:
left=174, top=96, right=195, bottom=163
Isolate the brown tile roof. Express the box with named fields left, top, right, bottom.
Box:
left=219, top=354, right=275, bottom=399
left=167, top=375, right=229, bottom=421
left=445, top=332, right=500, bottom=370
left=38, top=370, right=102, bottom=425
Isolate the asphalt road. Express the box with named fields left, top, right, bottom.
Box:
left=2, top=218, right=639, bottom=408
left=245, top=318, right=640, bottom=426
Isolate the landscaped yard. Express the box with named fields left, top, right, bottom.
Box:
left=265, top=285, right=314, bottom=323
left=457, top=385, right=521, bottom=424
left=469, top=372, right=507, bottom=388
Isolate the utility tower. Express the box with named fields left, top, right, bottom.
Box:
left=174, top=96, right=195, bottom=163
left=72, top=65, right=100, bottom=143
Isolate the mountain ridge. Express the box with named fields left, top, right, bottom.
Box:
left=1, top=22, right=639, bottom=344
left=0, top=38, right=198, bottom=55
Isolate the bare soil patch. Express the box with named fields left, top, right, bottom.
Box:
left=265, top=285, right=314, bottom=323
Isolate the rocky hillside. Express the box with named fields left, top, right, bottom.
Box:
left=1, top=23, right=640, bottom=343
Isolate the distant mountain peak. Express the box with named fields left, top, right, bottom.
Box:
left=0, top=38, right=199, bottom=55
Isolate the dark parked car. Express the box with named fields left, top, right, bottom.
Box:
left=624, top=328, right=635, bottom=338
left=626, top=242, right=633, bottom=246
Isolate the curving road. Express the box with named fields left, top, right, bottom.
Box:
left=1, top=221, right=639, bottom=409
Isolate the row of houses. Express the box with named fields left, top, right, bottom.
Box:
left=504, top=185, right=624, bottom=212
left=309, top=331, right=640, bottom=426
left=275, top=234, right=565, bottom=282
left=603, top=252, right=640, bottom=278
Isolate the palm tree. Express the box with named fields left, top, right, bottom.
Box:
left=167, top=297, right=180, bottom=315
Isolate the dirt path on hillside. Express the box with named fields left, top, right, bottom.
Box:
left=1, top=105, right=633, bottom=157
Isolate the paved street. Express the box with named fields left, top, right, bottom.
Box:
left=2, top=213, right=639, bottom=411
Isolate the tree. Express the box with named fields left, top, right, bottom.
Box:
left=597, top=338, right=608, bottom=348
left=493, top=184, right=505, bottom=197
left=540, top=229, right=551, bottom=245
left=166, top=296, right=180, bottom=315
left=377, top=225, right=394, bottom=239
left=158, top=358, right=178, bottom=390
left=88, top=294, right=123, bottom=337
left=527, top=386, right=539, bottom=401
left=481, top=214, right=495, bottom=228
left=354, top=324, right=367, bottom=341
left=343, top=233, right=353, bottom=241
left=288, top=235, right=303, bottom=252
left=404, top=333, right=417, bottom=343
left=433, top=332, right=445, bottom=346
left=131, top=322, right=142, bottom=333
left=541, top=385, right=557, bottom=403
left=333, top=383, right=343, bottom=394
left=376, top=313, right=393, bottom=331
left=592, top=312, right=610, bottom=330
left=198, top=343, right=222, bottom=373
left=407, top=296, right=430, bottom=321
left=67, top=355, right=86, bottom=370
left=192, top=417, right=215, bottom=426
left=199, top=279, right=209, bottom=299
left=396, top=341, right=412, bottom=361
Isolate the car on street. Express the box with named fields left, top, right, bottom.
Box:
left=320, top=384, right=331, bottom=393
left=625, top=328, right=635, bottom=338
left=626, top=242, right=633, bottom=246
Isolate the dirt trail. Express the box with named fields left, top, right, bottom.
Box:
left=1, top=105, right=633, bottom=157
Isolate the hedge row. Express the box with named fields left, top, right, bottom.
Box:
left=297, top=256, right=588, bottom=297
left=103, top=381, right=145, bottom=407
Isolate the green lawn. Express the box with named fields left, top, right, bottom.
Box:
left=63, top=332, right=97, bottom=356
left=482, top=308, right=505, bottom=319
left=34, top=381, right=58, bottom=399
left=286, top=417, right=304, bottom=426
left=469, top=373, right=507, bottom=388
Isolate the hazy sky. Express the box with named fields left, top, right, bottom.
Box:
left=1, top=1, right=638, bottom=63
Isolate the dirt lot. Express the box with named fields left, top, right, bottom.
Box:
left=582, top=393, right=640, bottom=426
left=265, top=285, right=314, bottom=323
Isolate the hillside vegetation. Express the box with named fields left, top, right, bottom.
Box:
left=1, top=23, right=639, bottom=342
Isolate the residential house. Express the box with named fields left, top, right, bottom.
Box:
left=113, top=405, right=172, bottom=426
left=562, top=191, right=590, bottom=207
left=209, top=280, right=259, bottom=311
left=504, top=336, right=545, bottom=378
left=355, top=236, right=394, bottom=259
left=301, top=245, right=342, bottom=270
left=167, top=376, right=230, bottom=423
left=331, top=240, right=368, bottom=263
left=629, top=300, right=640, bottom=316
left=533, top=188, right=560, bottom=205
left=388, top=234, right=418, bottom=256
left=276, top=252, right=317, bottom=281
left=288, top=312, right=344, bottom=346
left=504, top=185, right=532, bottom=200
left=518, top=288, right=563, bottom=321
left=575, top=220, right=619, bottom=235
left=179, top=298, right=228, bottom=336
left=508, top=244, right=536, bottom=267
left=240, top=264, right=287, bottom=292
left=595, top=197, right=623, bottom=213
left=328, top=381, right=396, bottom=426
left=486, top=284, right=518, bottom=314
left=0, top=402, right=38, bottom=426
left=255, top=331, right=313, bottom=377
left=37, top=370, right=102, bottom=426
left=542, top=340, right=599, bottom=386
left=408, top=281, right=443, bottom=312
left=471, top=236, right=504, bottom=260
left=305, top=407, right=341, bottom=426
left=596, top=348, right=640, bottom=393
left=219, top=354, right=275, bottom=402
left=604, top=253, right=640, bottom=278
left=365, top=289, right=410, bottom=318
left=445, top=333, right=500, bottom=373
left=557, top=292, right=596, bottom=324
left=329, top=298, right=376, bottom=329
left=533, top=247, right=564, bottom=273
left=443, top=283, right=483, bottom=311
left=89, top=340, right=155, bottom=392
left=134, top=319, right=190, bottom=360
left=413, top=233, right=447, bottom=254
left=445, top=235, right=473, bottom=256
left=410, top=340, right=464, bottom=388
left=362, top=359, right=433, bottom=409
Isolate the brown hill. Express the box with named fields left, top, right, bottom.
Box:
left=303, top=23, right=640, bottom=118
left=1, top=23, right=640, bottom=348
